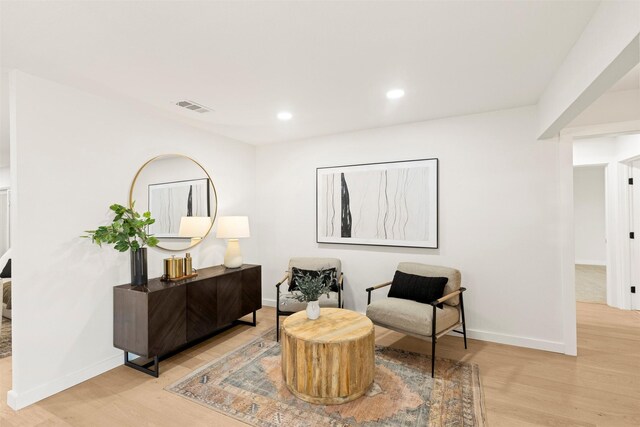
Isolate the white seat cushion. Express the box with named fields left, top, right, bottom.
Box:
left=366, top=297, right=459, bottom=337
left=278, top=291, right=339, bottom=312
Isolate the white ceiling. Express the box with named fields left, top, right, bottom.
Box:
left=1, top=1, right=600, bottom=145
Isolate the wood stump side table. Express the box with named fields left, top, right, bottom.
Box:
left=281, top=308, right=375, bottom=405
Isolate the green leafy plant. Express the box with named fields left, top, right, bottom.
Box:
left=83, top=203, right=159, bottom=252
left=291, top=270, right=333, bottom=302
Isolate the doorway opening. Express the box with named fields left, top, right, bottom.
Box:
left=572, top=133, right=640, bottom=312
left=0, top=187, right=10, bottom=359
left=573, top=165, right=607, bottom=304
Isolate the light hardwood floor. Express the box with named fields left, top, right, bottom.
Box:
left=1, top=304, right=639, bottom=426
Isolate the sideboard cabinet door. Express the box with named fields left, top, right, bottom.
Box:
left=217, top=274, right=242, bottom=326
left=241, top=266, right=262, bottom=314
left=187, top=277, right=219, bottom=341
left=148, top=285, right=187, bottom=357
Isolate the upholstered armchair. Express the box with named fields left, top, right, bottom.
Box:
left=365, top=262, right=467, bottom=377
left=275, top=257, right=344, bottom=341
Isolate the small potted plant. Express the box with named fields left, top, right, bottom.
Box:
left=83, top=203, right=159, bottom=286
left=291, top=270, right=333, bottom=320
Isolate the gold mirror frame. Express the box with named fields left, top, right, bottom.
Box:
left=129, top=154, right=218, bottom=251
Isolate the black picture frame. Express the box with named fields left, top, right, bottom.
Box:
left=316, top=158, right=439, bottom=249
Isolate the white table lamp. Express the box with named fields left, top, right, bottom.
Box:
left=179, top=216, right=212, bottom=246
left=216, top=216, right=250, bottom=268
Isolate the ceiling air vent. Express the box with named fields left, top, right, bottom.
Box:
left=176, top=100, right=213, bottom=113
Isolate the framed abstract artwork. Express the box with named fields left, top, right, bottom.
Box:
left=316, top=159, right=438, bottom=248
left=148, top=178, right=211, bottom=238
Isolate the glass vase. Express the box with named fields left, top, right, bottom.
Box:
left=306, top=300, right=320, bottom=320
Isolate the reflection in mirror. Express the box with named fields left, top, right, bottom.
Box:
left=130, top=155, right=218, bottom=251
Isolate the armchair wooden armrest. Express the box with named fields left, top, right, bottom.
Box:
left=275, top=274, right=289, bottom=306
left=366, top=280, right=392, bottom=305
left=275, top=274, right=288, bottom=288
left=366, top=281, right=392, bottom=292
left=429, top=287, right=467, bottom=306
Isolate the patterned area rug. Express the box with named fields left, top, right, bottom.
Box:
left=0, top=317, right=11, bottom=358
left=167, top=329, right=486, bottom=426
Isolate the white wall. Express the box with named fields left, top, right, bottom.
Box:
left=573, top=166, right=606, bottom=265
left=573, top=136, right=616, bottom=166
left=8, top=71, right=258, bottom=409
left=257, top=105, right=567, bottom=353
left=1, top=69, right=10, bottom=169
left=615, top=133, right=640, bottom=160
left=0, top=166, right=9, bottom=188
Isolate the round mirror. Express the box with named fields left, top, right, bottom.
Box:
left=130, top=155, right=218, bottom=251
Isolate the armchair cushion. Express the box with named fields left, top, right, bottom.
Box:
left=289, top=267, right=338, bottom=292
left=278, top=291, right=339, bottom=312
left=397, top=263, right=461, bottom=306
left=289, top=258, right=342, bottom=288
left=366, top=297, right=460, bottom=337
left=388, top=270, right=447, bottom=307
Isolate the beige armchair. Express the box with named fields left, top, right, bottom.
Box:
left=275, top=257, right=344, bottom=341
left=365, top=262, right=467, bottom=377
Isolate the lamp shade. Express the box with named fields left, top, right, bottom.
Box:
left=178, top=216, right=212, bottom=238
left=216, top=216, right=250, bottom=239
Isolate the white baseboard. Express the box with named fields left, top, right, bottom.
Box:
left=575, top=259, right=606, bottom=266
left=263, top=298, right=276, bottom=307
left=349, top=310, right=565, bottom=354
left=313, top=307, right=566, bottom=354
left=462, top=328, right=565, bottom=353
left=7, top=353, right=122, bottom=410
left=376, top=322, right=565, bottom=354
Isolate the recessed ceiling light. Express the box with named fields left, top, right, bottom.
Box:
left=386, top=89, right=405, bottom=99
left=277, top=111, right=293, bottom=121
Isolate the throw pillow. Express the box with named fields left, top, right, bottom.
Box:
left=0, top=259, right=10, bottom=279
left=388, top=270, right=448, bottom=307
left=289, top=267, right=338, bottom=293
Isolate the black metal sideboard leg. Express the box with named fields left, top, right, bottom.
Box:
left=124, top=352, right=159, bottom=378
left=235, top=310, right=257, bottom=327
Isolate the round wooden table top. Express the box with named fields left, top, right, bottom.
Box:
left=282, top=308, right=374, bottom=344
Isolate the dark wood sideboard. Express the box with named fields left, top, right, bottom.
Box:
left=113, top=264, right=262, bottom=377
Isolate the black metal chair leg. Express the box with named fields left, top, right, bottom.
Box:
left=431, top=339, right=436, bottom=377
left=276, top=283, right=281, bottom=342
left=431, top=304, right=437, bottom=378
left=460, top=291, right=468, bottom=350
